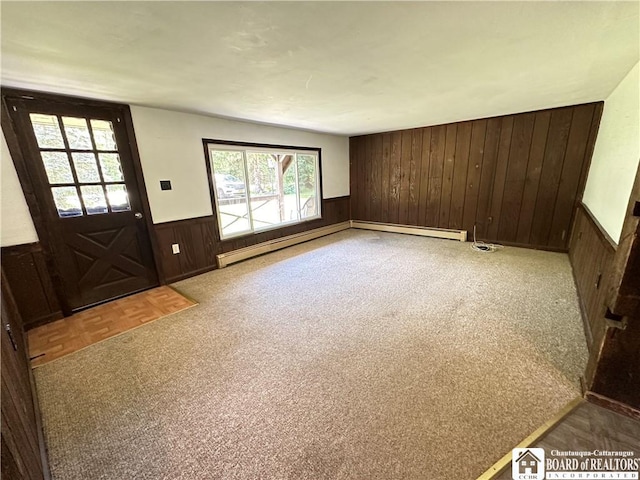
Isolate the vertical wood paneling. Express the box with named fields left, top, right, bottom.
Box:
left=475, top=117, right=502, bottom=238
left=363, top=136, right=372, bottom=221
left=408, top=129, right=422, bottom=225
left=356, top=136, right=366, bottom=220
left=1, top=244, right=63, bottom=329
left=449, top=122, right=472, bottom=230
left=486, top=116, right=514, bottom=240
left=516, top=111, right=551, bottom=244
left=418, top=128, right=432, bottom=226
left=370, top=134, right=382, bottom=222
left=440, top=124, right=457, bottom=228
left=388, top=132, right=402, bottom=224
left=349, top=137, right=358, bottom=220
left=462, top=120, right=487, bottom=235
left=529, top=107, right=574, bottom=246
left=350, top=102, right=602, bottom=250
left=548, top=104, right=596, bottom=249
left=569, top=204, right=616, bottom=377
left=398, top=130, right=413, bottom=225
left=498, top=113, right=535, bottom=242
left=381, top=134, right=391, bottom=221
left=426, top=125, right=445, bottom=227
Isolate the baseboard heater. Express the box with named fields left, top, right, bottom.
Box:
left=350, top=220, right=467, bottom=242
left=216, top=221, right=351, bottom=268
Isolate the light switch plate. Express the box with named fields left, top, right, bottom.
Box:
left=172, top=243, right=180, bottom=254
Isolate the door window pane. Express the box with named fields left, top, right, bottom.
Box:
left=81, top=185, right=108, bottom=215
left=62, top=117, right=92, bottom=149
left=297, top=154, right=318, bottom=219
left=106, top=184, right=131, bottom=212
left=90, top=119, right=117, bottom=150
left=211, top=150, right=251, bottom=238
left=98, top=153, right=124, bottom=181
left=30, top=114, right=64, bottom=148
left=71, top=153, right=101, bottom=183
left=41, top=152, right=74, bottom=184
left=51, top=186, right=82, bottom=217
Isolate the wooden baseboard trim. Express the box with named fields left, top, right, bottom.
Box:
left=350, top=220, right=467, bottom=242
left=165, top=265, right=218, bottom=284
left=476, top=397, right=584, bottom=480
left=216, top=221, right=351, bottom=268
left=585, top=391, right=640, bottom=421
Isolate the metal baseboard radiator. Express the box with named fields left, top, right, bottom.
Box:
left=216, top=221, right=351, bottom=268
left=350, top=220, right=467, bottom=242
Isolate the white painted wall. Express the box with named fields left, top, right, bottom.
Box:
left=130, top=106, right=350, bottom=224
left=1, top=132, right=38, bottom=247
left=582, top=62, right=640, bottom=243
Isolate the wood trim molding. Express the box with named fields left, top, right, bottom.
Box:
left=580, top=202, right=617, bottom=252
left=585, top=390, right=640, bottom=421
left=476, top=397, right=584, bottom=479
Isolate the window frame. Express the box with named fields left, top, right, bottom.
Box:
left=203, top=139, right=323, bottom=241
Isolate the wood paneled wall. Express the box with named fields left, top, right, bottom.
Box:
left=568, top=204, right=616, bottom=353
left=350, top=102, right=603, bottom=251
left=570, top=202, right=640, bottom=413
left=1, top=243, right=63, bottom=329
left=153, top=196, right=350, bottom=283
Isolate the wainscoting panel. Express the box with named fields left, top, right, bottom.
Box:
left=568, top=204, right=616, bottom=379
left=153, top=196, right=350, bottom=282
left=1, top=243, right=63, bottom=329
left=350, top=103, right=603, bottom=251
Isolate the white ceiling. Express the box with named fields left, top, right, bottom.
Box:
left=1, top=2, right=638, bottom=136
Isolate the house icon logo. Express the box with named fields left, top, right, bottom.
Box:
left=512, top=448, right=545, bottom=480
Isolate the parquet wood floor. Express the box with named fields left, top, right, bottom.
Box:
left=28, top=286, right=196, bottom=368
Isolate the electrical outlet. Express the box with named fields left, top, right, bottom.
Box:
left=172, top=243, right=180, bottom=254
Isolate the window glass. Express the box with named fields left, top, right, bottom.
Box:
left=211, top=150, right=251, bottom=237
left=90, top=120, right=117, bottom=150
left=30, top=114, right=64, bottom=148
left=51, top=186, right=82, bottom=217
left=81, top=185, right=108, bottom=215
left=62, top=117, right=92, bottom=149
left=106, top=184, right=131, bottom=212
left=71, top=152, right=101, bottom=183
left=41, top=152, right=74, bottom=184
left=297, top=154, right=318, bottom=219
left=208, top=144, right=320, bottom=239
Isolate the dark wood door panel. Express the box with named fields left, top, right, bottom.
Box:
left=2, top=90, right=158, bottom=312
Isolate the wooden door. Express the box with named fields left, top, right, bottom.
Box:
left=3, top=92, right=158, bottom=312
left=1, top=271, right=48, bottom=480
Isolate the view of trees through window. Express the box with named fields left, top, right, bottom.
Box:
left=208, top=145, right=320, bottom=239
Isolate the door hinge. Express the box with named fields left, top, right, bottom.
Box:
left=4, top=323, right=18, bottom=351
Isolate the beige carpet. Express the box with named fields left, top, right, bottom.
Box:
left=34, top=229, right=588, bottom=479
